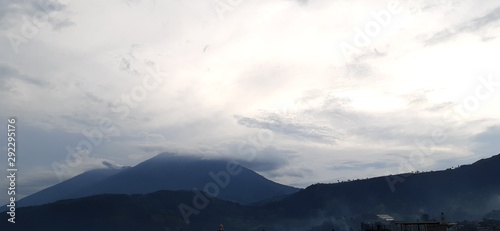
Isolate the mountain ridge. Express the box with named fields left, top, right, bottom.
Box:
left=262, top=153, right=500, bottom=220
left=2, top=153, right=500, bottom=231
left=16, top=153, right=299, bottom=207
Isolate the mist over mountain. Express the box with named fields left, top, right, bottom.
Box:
left=3, top=0, right=500, bottom=230
left=17, top=153, right=299, bottom=207
left=3, top=153, right=500, bottom=231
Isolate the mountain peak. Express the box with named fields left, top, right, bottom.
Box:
left=18, top=153, right=299, bottom=208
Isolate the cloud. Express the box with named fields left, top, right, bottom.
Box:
left=51, top=18, right=75, bottom=30
left=472, top=125, right=500, bottom=156
left=0, top=0, right=33, bottom=24
left=0, top=0, right=74, bottom=31
left=234, top=146, right=296, bottom=172
left=425, top=6, right=500, bottom=45
left=0, top=63, right=47, bottom=90
left=233, top=91, right=354, bottom=144
left=207, top=140, right=298, bottom=172
left=235, top=114, right=340, bottom=144
left=267, top=167, right=313, bottom=179
left=329, top=160, right=399, bottom=171
left=1, top=0, right=500, bottom=195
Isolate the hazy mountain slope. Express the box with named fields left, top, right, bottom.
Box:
left=262, top=153, right=500, bottom=220
left=18, top=153, right=299, bottom=207
left=74, top=153, right=299, bottom=204
left=15, top=167, right=125, bottom=207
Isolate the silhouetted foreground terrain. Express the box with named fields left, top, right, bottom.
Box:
left=1, top=153, right=500, bottom=231
left=263, top=153, right=500, bottom=221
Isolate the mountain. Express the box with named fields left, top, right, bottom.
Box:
left=16, top=167, right=126, bottom=207
left=17, top=153, right=299, bottom=207
left=262, top=153, right=500, bottom=221
left=5, top=153, right=500, bottom=231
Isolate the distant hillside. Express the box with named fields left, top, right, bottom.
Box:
left=17, top=153, right=299, bottom=207
left=262, top=153, right=500, bottom=221
left=4, top=153, right=500, bottom=231
left=1, top=190, right=260, bottom=231
left=0, top=189, right=354, bottom=231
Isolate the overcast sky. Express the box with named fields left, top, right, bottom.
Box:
left=1, top=0, right=500, bottom=202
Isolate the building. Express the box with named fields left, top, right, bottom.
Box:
left=362, top=213, right=457, bottom=231
left=393, top=221, right=456, bottom=231
left=360, top=214, right=394, bottom=231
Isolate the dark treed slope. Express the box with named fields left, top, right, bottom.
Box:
left=263, top=153, right=500, bottom=221
left=4, top=153, right=500, bottom=231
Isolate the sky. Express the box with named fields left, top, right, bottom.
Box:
left=1, top=0, right=500, bottom=202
